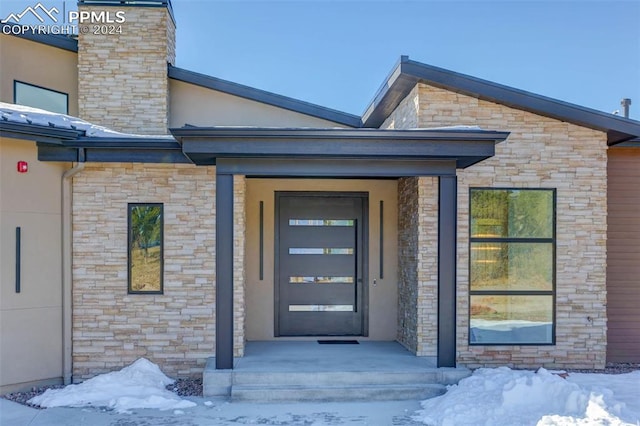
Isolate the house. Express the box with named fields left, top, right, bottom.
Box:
left=1, top=0, right=639, bottom=394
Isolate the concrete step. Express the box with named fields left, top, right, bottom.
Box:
left=231, top=370, right=442, bottom=386
left=204, top=365, right=470, bottom=401
left=231, top=383, right=447, bottom=403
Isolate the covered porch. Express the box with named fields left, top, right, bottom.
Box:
left=170, top=127, right=510, bottom=372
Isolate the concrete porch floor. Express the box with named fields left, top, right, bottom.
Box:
left=204, top=341, right=470, bottom=402
left=235, top=341, right=437, bottom=371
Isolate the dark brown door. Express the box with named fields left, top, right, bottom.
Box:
left=276, top=193, right=366, bottom=336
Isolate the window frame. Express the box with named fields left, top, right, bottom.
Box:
left=468, top=187, right=557, bottom=346
left=127, top=203, right=164, bottom=295
left=14, top=80, right=69, bottom=115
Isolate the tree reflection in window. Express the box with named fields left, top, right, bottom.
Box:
left=469, top=189, right=555, bottom=345
left=128, top=203, right=163, bottom=294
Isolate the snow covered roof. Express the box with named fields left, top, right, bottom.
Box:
left=0, top=102, right=175, bottom=140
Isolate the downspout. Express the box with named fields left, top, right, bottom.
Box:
left=62, top=148, right=85, bottom=385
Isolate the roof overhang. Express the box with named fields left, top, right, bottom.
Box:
left=36, top=136, right=189, bottom=163
left=362, top=56, right=640, bottom=145
left=0, top=120, right=83, bottom=143
left=170, top=127, right=510, bottom=176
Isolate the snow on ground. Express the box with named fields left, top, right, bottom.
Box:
left=415, top=367, right=640, bottom=426
left=27, top=358, right=197, bottom=413
left=19, top=356, right=639, bottom=424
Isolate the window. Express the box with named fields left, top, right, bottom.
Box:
left=128, top=203, right=163, bottom=294
left=14, top=81, right=68, bottom=114
left=469, top=188, right=555, bottom=345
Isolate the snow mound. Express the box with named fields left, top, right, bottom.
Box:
left=414, top=367, right=639, bottom=426
left=28, top=358, right=197, bottom=413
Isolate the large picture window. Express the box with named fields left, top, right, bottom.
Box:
left=128, top=203, right=164, bottom=294
left=469, top=188, right=555, bottom=345
left=14, top=81, right=68, bottom=114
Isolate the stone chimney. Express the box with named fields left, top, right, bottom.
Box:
left=77, top=1, right=176, bottom=135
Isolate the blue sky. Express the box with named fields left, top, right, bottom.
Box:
left=2, top=1, right=639, bottom=119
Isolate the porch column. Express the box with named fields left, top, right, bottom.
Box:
left=438, top=175, right=457, bottom=367
left=216, top=172, right=234, bottom=369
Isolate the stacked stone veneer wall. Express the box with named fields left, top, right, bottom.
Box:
left=386, top=83, right=608, bottom=369
left=72, top=164, right=246, bottom=380
left=77, top=6, right=175, bottom=134
left=396, top=177, right=439, bottom=356
left=397, top=177, right=419, bottom=352
left=233, top=176, right=246, bottom=357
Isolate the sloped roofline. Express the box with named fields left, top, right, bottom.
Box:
left=168, top=66, right=362, bottom=128
left=362, top=56, right=640, bottom=145
left=4, top=26, right=640, bottom=142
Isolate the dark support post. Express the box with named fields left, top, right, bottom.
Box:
left=438, top=176, right=457, bottom=368
left=216, top=173, right=234, bottom=369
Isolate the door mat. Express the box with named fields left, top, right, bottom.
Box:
left=317, top=340, right=359, bottom=344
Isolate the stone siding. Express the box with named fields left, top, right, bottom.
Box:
left=77, top=6, right=175, bottom=134
left=381, top=85, right=419, bottom=130
left=389, top=83, right=608, bottom=369
left=72, top=164, right=247, bottom=380
left=416, top=177, right=439, bottom=356
left=233, top=176, right=246, bottom=357
left=387, top=91, right=439, bottom=357
left=396, top=177, right=418, bottom=352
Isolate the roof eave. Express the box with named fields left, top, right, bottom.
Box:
left=0, top=121, right=83, bottom=143
left=37, top=136, right=190, bottom=163
left=170, top=126, right=510, bottom=141
left=170, top=126, right=509, bottom=169
left=362, top=56, right=640, bottom=144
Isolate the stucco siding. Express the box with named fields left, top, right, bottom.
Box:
left=0, top=35, right=78, bottom=116
left=169, top=79, right=349, bottom=128
left=0, top=138, right=68, bottom=392
left=244, top=179, right=398, bottom=341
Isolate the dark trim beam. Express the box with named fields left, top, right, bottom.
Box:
left=1, top=121, right=82, bottom=143
left=37, top=145, right=190, bottom=164
left=174, top=127, right=508, bottom=169
left=181, top=137, right=498, bottom=158
left=172, top=127, right=509, bottom=141
left=215, top=158, right=457, bottom=177
left=438, top=175, right=457, bottom=368
left=36, top=136, right=190, bottom=163
left=215, top=173, right=234, bottom=370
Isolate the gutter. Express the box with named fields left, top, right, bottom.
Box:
left=61, top=149, right=85, bottom=385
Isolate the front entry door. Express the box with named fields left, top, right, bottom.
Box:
left=276, top=193, right=367, bottom=336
